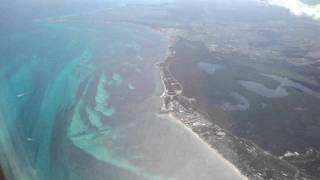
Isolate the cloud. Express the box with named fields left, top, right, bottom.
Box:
left=265, top=0, right=320, bottom=20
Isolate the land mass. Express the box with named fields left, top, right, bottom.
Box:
left=157, top=39, right=318, bottom=180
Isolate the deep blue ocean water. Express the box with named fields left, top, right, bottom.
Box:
left=0, top=1, right=168, bottom=179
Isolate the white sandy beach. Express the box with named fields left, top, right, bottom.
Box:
left=167, top=113, right=248, bottom=180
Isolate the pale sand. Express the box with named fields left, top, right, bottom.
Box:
left=166, top=113, right=249, bottom=180
left=153, top=28, right=248, bottom=179
left=123, top=94, right=249, bottom=180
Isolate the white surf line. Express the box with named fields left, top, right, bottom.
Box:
left=167, top=113, right=249, bottom=180
left=16, top=92, right=29, bottom=98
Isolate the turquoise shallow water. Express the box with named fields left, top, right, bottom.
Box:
left=0, top=7, right=168, bottom=179
left=0, top=2, right=249, bottom=180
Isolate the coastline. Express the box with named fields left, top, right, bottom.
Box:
left=167, top=113, right=248, bottom=179
left=154, top=30, right=248, bottom=179
left=155, top=28, right=317, bottom=180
